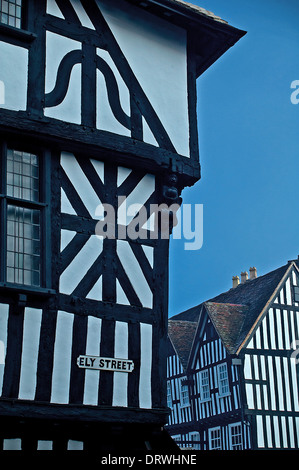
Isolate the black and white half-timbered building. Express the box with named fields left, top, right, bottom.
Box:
left=0, top=0, right=244, bottom=453
left=167, top=259, right=299, bottom=450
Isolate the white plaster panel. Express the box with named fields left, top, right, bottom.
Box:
left=51, top=311, right=74, bottom=404
left=117, top=240, right=152, bottom=308
left=0, top=303, right=9, bottom=396
left=83, top=315, right=102, bottom=406
left=67, top=440, right=84, bottom=450
left=61, top=189, right=77, bottom=216
left=3, top=439, right=22, bottom=450
left=113, top=321, right=129, bottom=407
left=61, top=151, right=102, bottom=218
left=86, top=276, right=102, bottom=301
left=139, top=322, right=152, bottom=409
left=116, top=279, right=130, bottom=306
left=69, top=0, right=95, bottom=29
left=46, top=0, right=64, bottom=18
left=117, top=173, right=155, bottom=227
left=59, top=235, right=103, bottom=295
left=18, top=308, right=42, bottom=400
left=60, top=229, right=76, bottom=252
left=37, top=440, right=53, bottom=450
left=45, top=32, right=81, bottom=124
left=97, top=0, right=190, bottom=156
left=0, top=41, right=28, bottom=111
left=96, top=49, right=130, bottom=136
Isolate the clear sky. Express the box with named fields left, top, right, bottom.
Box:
left=169, top=0, right=299, bottom=317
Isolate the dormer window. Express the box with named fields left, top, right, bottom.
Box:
left=0, top=0, right=23, bottom=29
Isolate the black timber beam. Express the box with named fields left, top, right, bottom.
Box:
left=0, top=398, right=169, bottom=425
left=0, top=111, right=200, bottom=187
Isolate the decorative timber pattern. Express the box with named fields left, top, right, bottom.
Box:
left=0, top=304, right=153, bottom=409
left=59, top=151, right=155, bottom=308
left=44, top=0, right=177, bottom=153
left=0, top=150, right=168, bottom=415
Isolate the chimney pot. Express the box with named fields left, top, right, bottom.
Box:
left=241, top=271, right=248, bottom=283
left=232, top=276, right=240, bottom=288
left=249, top=267, right=257, bottom=280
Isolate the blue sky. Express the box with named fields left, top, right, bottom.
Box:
left=169, top=0, right=299, bottom=316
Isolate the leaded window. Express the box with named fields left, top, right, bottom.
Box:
left=0, top=0, right=23, bottom=29
left=7, top=204, right=40, bottom=286
left=0, top=143, right=49, bottom=289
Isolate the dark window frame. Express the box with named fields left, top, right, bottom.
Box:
left=0, top=0, right=27, bottom=30
left=0, top=140, right=52, bottom=293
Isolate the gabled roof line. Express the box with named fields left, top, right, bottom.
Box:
left=236, top=261, right=295, bottom=355
left=168, top=333, right=181, bottom=366
left=186, top=305, right=204, bottom=370
left=168, top=319, right=198, bottom=371
left=204, top=302, right=248, bottom=355
left=293, top=260, right=299, bottom=276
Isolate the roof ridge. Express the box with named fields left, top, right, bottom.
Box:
left=236, top=261, right=294, bottom=353
left=169, top=261, right=293, bottom=358
left=204, top=302, right=249, bottom=354
left=168, top=0, right=228, bottom=24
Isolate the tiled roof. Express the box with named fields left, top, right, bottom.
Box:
left=168, top=320, right=197, bottom=370
left=169, top=0, right=228, bottom=24
left=170, top=261, right=294, bottom=356
left=204, top=302, right=249, bottom=354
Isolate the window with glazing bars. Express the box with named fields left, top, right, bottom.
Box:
left=199, top=369, right=210, bottom=402
left=209, top=427, right=222, bottom=450
left=180, top=379, right=190, bottom=407
left=0, top=0, right=23, bottom=29
left=229, top=423, right=243, bottom=450
left=217, top=363, right=230, bottom=396
left=167, top=381, right=172, bottom=409
left=0, top=146, right=47, bottom=288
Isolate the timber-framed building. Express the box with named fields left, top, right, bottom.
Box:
left=0, top=0, right=244, bottom=453
left=167, top=259, right=299, bottom=450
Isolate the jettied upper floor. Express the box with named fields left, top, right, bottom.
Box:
left=0, top=0, right=245, bottom=187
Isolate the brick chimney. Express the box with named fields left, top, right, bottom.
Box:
left=232, top=276, right=240, bottom=288
left=241, top=271, right=248, bottom=283
left=249, top=267, right=257, bottom=280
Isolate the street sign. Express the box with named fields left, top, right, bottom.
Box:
left=77, top=355, right=134, bottom=373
